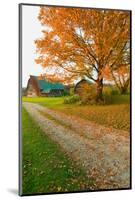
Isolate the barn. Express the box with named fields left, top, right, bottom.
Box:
left=26, top=75, right=65, bottom=97
left=74, top=79, right=92, bottom=96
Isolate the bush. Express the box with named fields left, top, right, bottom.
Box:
left=69, top=88, right=74, bottom=96
left=79, top=84, right=98, bottom=105
left=110, top=85, right=119, bottom=95
left=62, top=89, right=70, bottom=96
left=64, top=85, right=120, bottom=105
left=103, top=93, right=112, bottom=104
left=64, top=95, right=80, bottom=104
left=103, top=86, right=121, bottom=104
left=111, top=89, right=119, bottom=95
left=103, top=87, right=112, bottom=104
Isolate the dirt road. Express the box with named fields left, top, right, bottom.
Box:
left=23, top=102, right=130, bottom=190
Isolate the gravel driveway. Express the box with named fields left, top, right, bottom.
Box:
left=23, top=102, right=130, bottom=190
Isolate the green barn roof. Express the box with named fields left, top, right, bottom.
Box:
left=31, top=76, right=65, bottom=93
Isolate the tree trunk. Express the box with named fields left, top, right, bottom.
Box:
left=120, top=86, right=128, bottom=94
left=96, top=78, right=103, bottom=102
left=120, top=78, right=130, bottom=94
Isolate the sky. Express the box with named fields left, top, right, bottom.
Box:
left=22, top=5, right=45, bottom=87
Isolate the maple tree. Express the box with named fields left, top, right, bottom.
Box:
left=103, top=43, right=130, bottom=94
left=111, top=64, right=130, bottom=94
left=35, top=7, right=130, bottom=101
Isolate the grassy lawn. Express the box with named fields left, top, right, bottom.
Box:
left=23, top=94, right=130, bottom=131
left=22, top=108, right=94, bottom=195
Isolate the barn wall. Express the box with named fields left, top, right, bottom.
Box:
left=27, top=83, right=37, bottom=97
left=26, top=77, right=41, bottom=97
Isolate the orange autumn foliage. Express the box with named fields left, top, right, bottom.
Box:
left=35, top=7, right=130, bottom=99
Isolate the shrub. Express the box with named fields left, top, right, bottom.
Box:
left=103, top=87, right=112, bottom=104
left=110, top=85, right=119, bottom=95
left=79, top=84, right=97, bottom=104
left=111, top=89, right=119, bottom=95
left=69, top=88, right=74, bottom=96
left=62, top=89, right=69, bottom=96
left=103, top=93, right=112, bottom=104
left=64, top=95, right=80, bottom=104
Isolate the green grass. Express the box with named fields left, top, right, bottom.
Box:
left=22, top=96, right=64, bottom=108
left=109, top=94, right=130, bottom=104
left=22, top=94, right=130, bottom=106
left=23, top=94, right=130, bottom=131
left=22, top=108, right=94, bottom=195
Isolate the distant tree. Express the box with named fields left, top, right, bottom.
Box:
left=35, top=7, right=130, bottom=102
left=103, top=42, right=130, bottom=94
left=111, top=64, right=130, bottom=94
left=111, top=40, right=130, bottom=94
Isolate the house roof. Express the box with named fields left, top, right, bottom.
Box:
left=75, top=79, right=92, bottom=86
left=74, top=79, right=92, bottom=93
left=31, top=75, right=65, bottom=93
